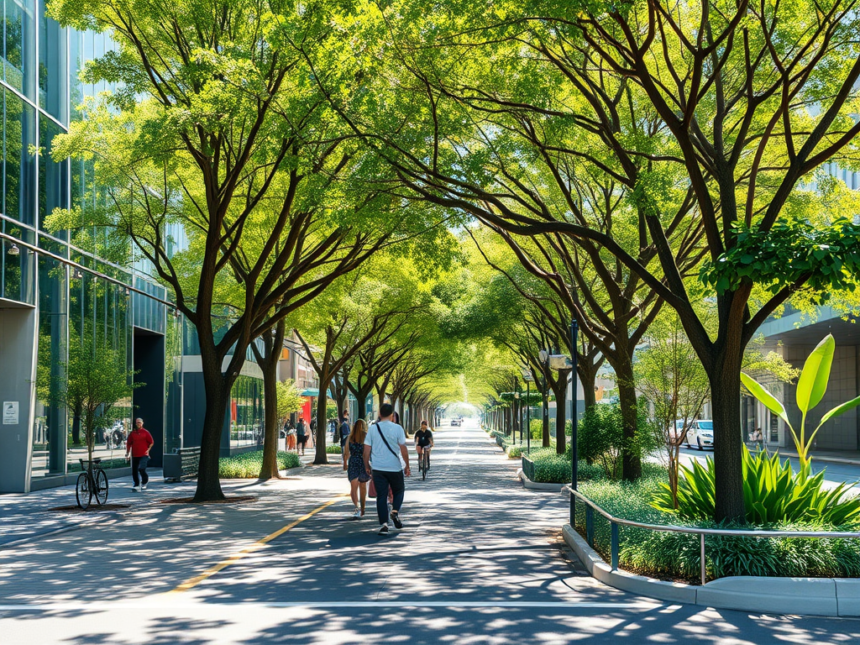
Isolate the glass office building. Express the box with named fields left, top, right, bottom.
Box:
left=0, top=4, right=182, bottom=493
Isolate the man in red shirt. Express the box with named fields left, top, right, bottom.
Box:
left=126, top=418, right=154, bottom=492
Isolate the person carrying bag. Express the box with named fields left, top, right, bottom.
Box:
left=363, top=403, right=410, bottom=536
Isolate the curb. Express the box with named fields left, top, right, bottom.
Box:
left=562, top=524, right=860, bottom=617
left=515, top=469, right=565, bottom=492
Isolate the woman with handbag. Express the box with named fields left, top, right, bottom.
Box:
left=344, top=419, right=371, bottom=518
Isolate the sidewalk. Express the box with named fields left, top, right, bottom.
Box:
left=750, top=445, right=860, bottom=466
left=0, top=462, right=321, bottom=549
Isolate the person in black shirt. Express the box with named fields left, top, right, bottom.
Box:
left=414, top=421, right=434, bottom=469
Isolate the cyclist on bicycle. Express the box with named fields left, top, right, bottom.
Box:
left=415, top=421, right=434, bottom=469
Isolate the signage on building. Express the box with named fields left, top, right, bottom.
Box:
left=3, top=401, right=19, bottom=425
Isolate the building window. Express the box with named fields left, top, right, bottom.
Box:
left=31, top=250, right=66, bottom=477
left=38, top=115, right=68, bottom=237
left=3, top=87, right=37, bottom=226
left=230, top=375, right=263, bottom=448
left=3, top=0, right=36, bottom=99
left=37, top=0, right=67, bottom=124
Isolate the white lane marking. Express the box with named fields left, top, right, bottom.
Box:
left=0, top=600, right=660, bottom=612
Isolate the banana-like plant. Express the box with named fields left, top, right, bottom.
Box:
left=741, top=335, right=860, bottom=467
left=651, top=445, right=860, bottom=526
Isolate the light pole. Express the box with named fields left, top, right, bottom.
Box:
left=521, top=367, right=534, bottom=454
left=539, top=349, right=550, bottom=446
left=514, top=391, right=520, bottom=445
left=570, top=321, right=579, bottom=527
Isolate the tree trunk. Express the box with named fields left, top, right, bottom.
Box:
left=615, top=357, right=641, bottom=482
left=579, top=365, right=597, bottom=411
left=711, top=351, right=746, bottom=522
left=194, top=360, right=233, bottom=502
left=71, top=405, right=82, bottom=445
left=257, top=321, right=286, bottom=481
left=258, top=350, right=281, bottom=479
left=357, top=393, right=367, bottom=420
left=314, top=377, right=333, bottom=465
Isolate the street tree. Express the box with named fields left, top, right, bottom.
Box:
left=46, top=0, right=448, bottom=501
left=330, top=0, right=860, bottom=520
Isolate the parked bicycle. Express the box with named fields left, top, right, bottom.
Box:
left=76, top=459, right=109, bottom=509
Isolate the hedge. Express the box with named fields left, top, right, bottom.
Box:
left=219, top=450, right=301, bottom=478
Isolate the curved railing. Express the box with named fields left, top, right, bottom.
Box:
left=564, top=486, right=860, bottom=585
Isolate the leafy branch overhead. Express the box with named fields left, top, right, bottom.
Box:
left=702, top=220, right=860, bottom=300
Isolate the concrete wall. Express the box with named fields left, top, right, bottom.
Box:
left=783, top=345, right=859, bottom=450
left=0, top=306, right=37, bottom=492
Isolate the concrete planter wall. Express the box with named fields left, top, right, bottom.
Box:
left=521, top=456, right=536, bottom=482
left=563, top=524, right=860, bottom=617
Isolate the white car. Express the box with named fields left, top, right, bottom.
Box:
left=676, top=419, right=714, bottom=451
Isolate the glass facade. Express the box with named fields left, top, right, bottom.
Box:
left=230, top=376, right=264, bottom=449
left=0, top=13, right=261, bottom=488
left=0, top=14, right=175, bottom=489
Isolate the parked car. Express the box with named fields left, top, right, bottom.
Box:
left=676, top=419, right=714, bottom=450
left=450, top=418, right=461, bottom=427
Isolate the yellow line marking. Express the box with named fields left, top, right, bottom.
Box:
left=168, top=495, right=347, bottom=594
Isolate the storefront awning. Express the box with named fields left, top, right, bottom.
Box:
left=301, top=389, right=320, bottom=397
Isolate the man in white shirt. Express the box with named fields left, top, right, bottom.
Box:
left=364, top=403, right=411, bottom=536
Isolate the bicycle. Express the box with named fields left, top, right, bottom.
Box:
left=76, top=459, right=109, bottom=509
left=419, top=448, right=431, bottom=480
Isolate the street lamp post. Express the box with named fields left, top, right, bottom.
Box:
left=514, top=392, right=520, bottom=445
left=570, top=321, right=579, bottom=526
left=521, top=367, right=534, bottom=454
left=539, top=349, right=550, bottom=447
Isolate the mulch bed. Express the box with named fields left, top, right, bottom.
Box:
left=159, top=496, right=258, bottom=505
left=49, top=504, right=130, bottom=513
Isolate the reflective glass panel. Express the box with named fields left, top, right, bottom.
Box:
left=38, top=115, right=68, bottom=237
left=37, top=0, right=67, bottom=123
left=31, top=250, right=66, bottom=477
left=3, top=88, right=36, bottom=225
left=3, top=0, right=35, bottom=98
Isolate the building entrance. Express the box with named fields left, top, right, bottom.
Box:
left=133, top=329, right=165, bottom=467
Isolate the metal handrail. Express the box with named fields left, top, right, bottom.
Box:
left=563, top=486, right=860, bottom=585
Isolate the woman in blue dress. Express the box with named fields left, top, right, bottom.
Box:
left=343, top=419, right=370, bottom=518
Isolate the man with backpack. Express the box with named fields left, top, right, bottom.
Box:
left=363, top=403, right=410, bottom=536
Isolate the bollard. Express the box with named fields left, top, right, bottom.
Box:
left=586, top=505, right=594, bottom=548
left=610, top=522, right=619, bottom=571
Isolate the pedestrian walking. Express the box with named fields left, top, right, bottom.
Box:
left=339, top=411, right=351, bottom=453
left=287, top=420, right=297, bottom=452
left=297, top=418, right=308, bottom=455
left=125, top=418, right=154, bottom=492
left=363, top=403, right=410, bottom=536
left=344, top=419, right=371, bottom=518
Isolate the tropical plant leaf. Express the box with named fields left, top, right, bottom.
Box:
left=741, top=373, right=789, bottom=423
left=796, top=334, right=835, bottom=413
left=818, top=394, right=860, bottom=427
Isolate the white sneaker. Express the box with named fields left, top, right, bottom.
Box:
left=141, top=484, right=148, bottom=491
left=131, top=486, right=141, bottom=492
left=353, top=508, right=361, bottom=519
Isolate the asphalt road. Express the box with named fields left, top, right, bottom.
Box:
left=1, top=421, right=859, bottom=644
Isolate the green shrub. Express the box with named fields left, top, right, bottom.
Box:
left=578, top=404, right=623, bottom=478
left=326, top=443, right=344, bottom=454
left=522, top=447, right=608, bottom=483
left=651, top=446, right=860, bottom=526
left=577, top=471, right=860, bottom=580
left=507, top=445, right=523, bottom=459
left=529, top=419, right=543, bottom=441
left=219, top=450, right=301, bottom=478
